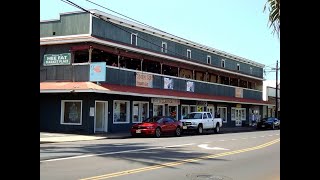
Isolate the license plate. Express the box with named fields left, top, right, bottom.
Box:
left=183, top=126, right=187, bottom=129
left=261, top=125, right=265, bottom=127
left=136, top=129, right=141, bottom=133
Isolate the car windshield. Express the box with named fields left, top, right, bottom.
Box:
left=184, top=113, right=202, bottom=119
left=142, top=117, right=163, bottom=123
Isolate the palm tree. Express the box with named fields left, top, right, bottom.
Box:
left=264, top=0, right=280, bottom=38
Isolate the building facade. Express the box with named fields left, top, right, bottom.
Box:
left=40, top=10, right=269, bottom=134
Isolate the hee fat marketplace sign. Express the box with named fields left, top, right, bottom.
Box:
left=43, top=53, right=71, bottom=66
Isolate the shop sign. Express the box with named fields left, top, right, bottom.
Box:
left=186, top=81, right=195, bottom=92
left=235, top=87, right=243, bottom=98
left=136, top=72, right=153, bottom=88
left=89, top=62, right=106, bottom=82
left=43, top=53, right=71, bottom=66
left=164, top=77, right=174, bottom=89
left=236, top=104, right=242, bottom=108
left=151, top=98, right=180, bottom=105
left=196, top=101, right=207, bottom=106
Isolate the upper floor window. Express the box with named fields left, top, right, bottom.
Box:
left=131, top=33, right=137, bottom=46
left=187, top=49, right=191, bottom=59
left=221, top=59, right=225, bottom=68
left=250, top=67, right=253, bottom=74
left=237, top=63, right=240, bottom=71
left=161, top=42, right=167, bottom=53
left=207, top=55, right=211, bottom=64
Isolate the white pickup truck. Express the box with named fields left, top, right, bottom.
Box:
left=180, top=111, right=222, bottom=134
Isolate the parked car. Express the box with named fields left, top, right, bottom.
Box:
left=257, top=117, right=280, bottom=130
left=130, top=116, right=183, bottom=138
left=179, top=112, right=222, bottom=134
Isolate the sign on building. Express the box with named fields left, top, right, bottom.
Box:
left=136, top=72, right=153, bottom=88
left=89, top=62, right=106, bottom=82
left=43, top=53, right=71, bottom=66
left=164, top=77, right=174, bottom=89
left=151, top=98, right=180, bottom=105
left=235, top=87, right=243, bottom=98
left=186, top=81, right=195, bottom=92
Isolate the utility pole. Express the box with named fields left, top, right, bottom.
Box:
left=275, top=60, right=279, bottom=118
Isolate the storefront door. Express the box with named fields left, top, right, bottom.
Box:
left=207, top=106, right=215, bottom=117
left=95, top=101, right=108, bottom=133
left=235, top=109, right=242, bottom=126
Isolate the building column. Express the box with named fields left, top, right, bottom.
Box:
left=88, top=46, right=93, bottom=63
left=193, top=69, right=195, bottom=79
left=160, top=63, right=163, bottom=74
left=141, top=59, right=143, bottom=71
left=178, top=67, right=180, bottom=77
left=117, top=55, right=120, bottom=68
left=238, top=79, right=240, bottom=87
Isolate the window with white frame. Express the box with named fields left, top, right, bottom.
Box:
left=250, top=67, right=253, bottom=74
left=61, top=100, right=82, bottom=125
left=113, top=100, right=130, bottom=123
left=217, top=106, right=227, bottom=123
left=237, top=63, right=240, bottom=71
left=187, top=49, right=191, bottom=59
left=221, top=59, right=225, bottom=68
left=132, top=101, right=149, bottom=123
left=181, top=105, right=190, bottom=119
left=153, top=104, right=164, bottom=116
left=161, top=42, right=167, bottom=53
left=131, top=33, right=137, bottom=46
left=207, top=55, right=211, bottom=64
left=240, top=108, right=246, bottom=120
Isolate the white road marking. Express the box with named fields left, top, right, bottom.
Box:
left=40, top=143, right=195, bottom=163
left=275, top=134, right=279, bottom=135
left=203, top=142, right=210, bottom=143
left=198, top=144, right=229, bottom=150
left=231, top=139, right=237, bottom=141
left=241, top=138, right=247, bottom=140
left=268, top=135, right=273, bottom=136
left=219, top=140, right=225, bottom=141
left=252, top=137, right=257, bottom=138
left=260, top=136, right=265, bottom=138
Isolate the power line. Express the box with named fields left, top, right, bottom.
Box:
left=61, top=0, right=266, bottom=76
left=62, top=0, right=190, bottom=60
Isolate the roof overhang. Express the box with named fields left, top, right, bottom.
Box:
left=40, top=35, right=264, bottom=81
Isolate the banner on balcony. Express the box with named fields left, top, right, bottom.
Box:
left=186, top=81, right=195, bottom=92
left=164, top=77, right=174, bottom=89
left=136, top=72, right=153, bottom=88
left=43, top=53, right=71, bottom=66
left=89, top=62, right=106, bottom=82
left=235, top=87, right=243, bottom=98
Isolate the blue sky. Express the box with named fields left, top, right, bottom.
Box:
left=40, top=0, right=280, bottom=80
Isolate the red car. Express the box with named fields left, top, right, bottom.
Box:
left=131, top=116, right=183, bottom=138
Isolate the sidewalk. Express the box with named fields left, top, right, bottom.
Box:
left=40, top=126, right=257, bottom=144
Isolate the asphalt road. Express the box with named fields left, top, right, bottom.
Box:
left=40, top=130, right=280, bottom=180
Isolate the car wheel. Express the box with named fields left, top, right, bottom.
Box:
left=155, top=127, right=161, bottom=138
left=214, top=123, right=220, bottom=133
left=175, top=127, right=181, bottom=137
left=197, top=124, right=203, bottom=134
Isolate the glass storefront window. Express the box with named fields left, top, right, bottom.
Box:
left=153, top=105, right=164, bottom=116
left=168, top=106, right=177, bottom=120
left=61, top=100, right=82, bottom=125
left=181, top=105, right=189, bottom=119
left=113, top=100, right=130, bottom=123
left=190, top=105, right=196, bottom=112
left=218, top=107, right=228, bottom=123
left=133, top=101, right=149, bottom=123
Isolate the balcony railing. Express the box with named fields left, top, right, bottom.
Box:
left=40, top=64, right=262, bottom=100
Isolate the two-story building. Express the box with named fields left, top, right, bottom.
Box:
left=40, top=10, right=270, bottom=134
